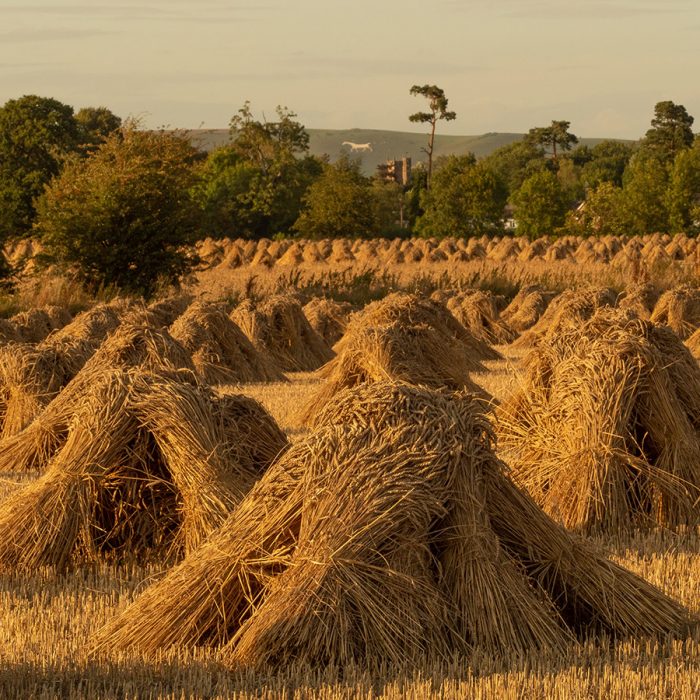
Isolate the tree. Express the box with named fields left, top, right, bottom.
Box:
left=75, top=106, right=122, bottom=150
left=556, top=156, right=585, bottom=203
left=580, top=140, right=635, bottom=190
left=404, top=166, right=428, bottom=231
left=194, top=143, right=322, bottom=239
left=562, top=182, right=633, bottom=237
left=371, top=179, right=406, bottom=236
left=0, top=95, right=80, bottom=238
left=229, top=101, right=309, bottom=172
left=197, top=101, right=322, bottom=238
left=35, top=125, right=201, bottom=297
left=293, top=156, right=377, bottom=239
left=415, top=155, right=507, bottom=238
left=192, top=147, right=261, bottom=237
left=511, top=170, right=569, bottom=238
left=481, top=139, right=549, bottom=195
left=667, top=143, right=700, bottom=232
left=525, top=120, right=578, bottom=162
left=622, top=152, right=670, bottom=234
left=408, top=84, right=456, bottom=188
left=642, top=100, right=694, bottom=163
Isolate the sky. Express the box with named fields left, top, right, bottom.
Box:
left=0, top=0, right=698, bottom=139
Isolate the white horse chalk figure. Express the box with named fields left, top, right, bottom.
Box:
left=342, top=141, right=373, bottom=152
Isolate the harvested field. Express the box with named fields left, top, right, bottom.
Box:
left=231, top=295, right=334, bottom=371
left=94, top=382, right=690, bottom=669
left=650, top=285, right=700, bottom=339
left=2, top=253, right=700, bottom=698
left=169, top=300, right=285, bottom=383
left=498, top=309, right=700, bottom=532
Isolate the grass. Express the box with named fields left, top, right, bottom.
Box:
left=1, top=353, right=699, bottom=698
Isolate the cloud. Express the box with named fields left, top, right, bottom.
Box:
left=0, top=3, right=274, bottom=23
left=0, top=28, right=117, bottom=43
left=441, top=0, right=693, bottom=19
left=279, top=53, right=488, bottom=79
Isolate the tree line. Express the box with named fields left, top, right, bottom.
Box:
left=0, top=90, right=697, bottom=296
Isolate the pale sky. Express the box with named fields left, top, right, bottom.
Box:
left=1, top=0, right=698, bottom=139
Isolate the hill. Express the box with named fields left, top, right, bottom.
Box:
left=186, top=128, right=630, bottom=175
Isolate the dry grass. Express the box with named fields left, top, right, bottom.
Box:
left=0, top=323, right=197, bottom=474
left=302, top=297, right=353, bottom=346
left=0, top=357, right=698, bottom=696
left=498, top=308, right=700, bottom=533
left=444, top=290, right=517, bottom=345
left=169, top=300, right=285, bottom=383
left=231, top=295, right=334, bottom=372
left=512, top=286, right=617, bottom=349
left=94, top=381, right=691, bottom=672
left=0, top=368, right=287, bottom=571
left=687, top=327, right=700, bottom=360
left=298, top=321, right=489, bottom=426
left=2, top=246, right=700, bottom=697
left=650, top=285, right=700, bottom=339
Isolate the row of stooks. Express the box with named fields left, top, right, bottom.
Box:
left=2, top=287, right=700, bottom=521
left=0, top=287, right=700, bottom=668
left=2, top=281, right=700, bottom=358
left=195, top=233, right=700, bottom=270
left=7, top=233, right=700, bottom=272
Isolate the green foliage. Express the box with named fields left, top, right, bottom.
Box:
left=193, top=147, right=260, bottom=237
left=642, top=101, right=695, bottom=163
left=481, top=139, right=549, bottom=195
left=511, top=170, right=569, bottom=238
left=667, top=143, right=700, bottom=232
left=75, top=106, right=122, bottom=151
left=371, top=179, right=407, bottom=236
left=0, top=95, right=80, bottom=238
left=193, top=102, right=321, bottom=239
left=580, top=140, right=635, bottom=189
left=562, top=182, right=633, bottom=237
left=525, top=120, right=578, bottom=161
left=556, top=157, right=585, bottom=203
left=35, top=126, right=201, bottom=297
left=415, top=155, right=507, bottom=238
left=622, top=153, right=670, bottom=234
left=293, top=156, right=377, bottom=239
left=194, top=143, right=322, bottom=239
left=404, top=167, right=428, bottom=230
left=229, top=101, right=310, bottom=171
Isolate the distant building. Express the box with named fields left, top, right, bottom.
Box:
left=376, top=157, right=412, bottom=186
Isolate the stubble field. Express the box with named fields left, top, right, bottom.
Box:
left=1, top=234, right=700, bottom=698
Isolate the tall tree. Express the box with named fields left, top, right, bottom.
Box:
left=200, top=101, right=322, bottom=238
left=622, top=152, right=670, bottom=234
left=0, top=95, right=80, bottom=238
left=481, top=139, right=549, bottom=195
left=580, top=140, right=635, bottom=190
left=526, top=120, right=578, bottom=162
left=408, top=85, right=456, bottom=188
left=643, top=100, right=695, bottom=163
left=562, top=182, right=633, bottom=237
